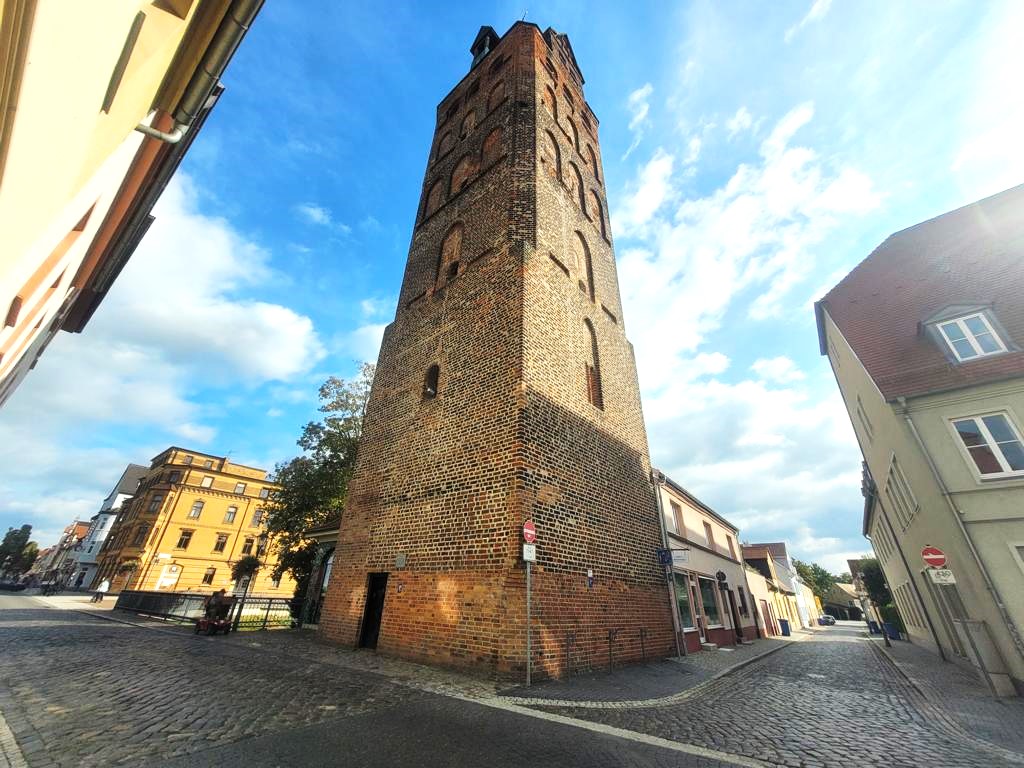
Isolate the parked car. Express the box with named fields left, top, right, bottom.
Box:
left=817, top=615, right=836, bottom=626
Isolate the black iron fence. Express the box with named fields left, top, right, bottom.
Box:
left=114, top=590, right=294, bottom=631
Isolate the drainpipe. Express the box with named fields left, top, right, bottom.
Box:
left=897, top=396, right=1024, bottom=662
left=652, top=470, right=686, bottom=657
left=134, top=0, right=264, bottom=144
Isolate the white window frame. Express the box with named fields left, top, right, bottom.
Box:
left=1009, top=542, right=1024, bottom=580
left=936, top=312, right=1007, bottom=362
left=201, top=476, right=213, bottom=488
left=883, top=454, right=919, bottom=530
left=949, top=410, right=1024, bottom=480
left=234, top=482, right=246, bottom=495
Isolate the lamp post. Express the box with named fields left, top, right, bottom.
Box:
left=233, top=532, right=268, bottom=631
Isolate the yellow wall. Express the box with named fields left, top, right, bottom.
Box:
left=98, top=447, right=294, bottom=597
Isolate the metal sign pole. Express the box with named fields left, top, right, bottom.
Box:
left=526, top=560, right=532, bottom=687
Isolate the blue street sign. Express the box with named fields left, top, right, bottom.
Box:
left=656, top=548, right=672, bottom=566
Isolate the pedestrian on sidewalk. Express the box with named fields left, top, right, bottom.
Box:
left=91, top=578, right=110, bottom=603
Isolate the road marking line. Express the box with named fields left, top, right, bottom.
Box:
left=459, top=694, right=775, bottom=768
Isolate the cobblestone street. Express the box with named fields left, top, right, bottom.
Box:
left=1, top=596, right=1022, bottom=768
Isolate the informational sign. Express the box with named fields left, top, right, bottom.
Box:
left=522, top=543, right=536, bottom=562
left=656, top=548, right=672, bottom=566
left=671, top=548, right=689, bottom=566
left=523, top=520, right=537, bottom=544
left=928, top=568, right=956, bottom=585
left=921, top=546, right=946, bottom=569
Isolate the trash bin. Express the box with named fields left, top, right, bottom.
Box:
left=882, top=621, right=900, bottom=641
left=779, top=619, right=791, bottom=636
left=867, top=620, right=880, bottom=635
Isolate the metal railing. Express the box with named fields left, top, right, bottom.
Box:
left=114, top=590, right=293, bottom=631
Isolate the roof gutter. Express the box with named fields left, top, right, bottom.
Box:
left=133, top=0, right=264, bottom=144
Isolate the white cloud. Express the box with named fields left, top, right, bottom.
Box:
left=0, top=174, right=325, bottom=547
left=725, top=107, right=753, bottom=138
left=785, top=0, right=833, bottom=43
left=295, top=202, right=332, bottom=225
left=750, top=356, right=806, bottom=384
left=339, top=323, right=386, bottom=363
left=615, top=149, right=675, bottom=235
left=683, top=135, right=702, bottom=165
left=623, top=83, right=654, bottom=160
left=360, top=297, right=392, bottom=319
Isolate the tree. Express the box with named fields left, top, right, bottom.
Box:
left=835, top=572, right=853, bottom=584
left=859, top=558, right=892, bottom=607
left=0, top=525, right=37, bottom=577
left=793, top=559, right=836, bottom=600
left=231, top=555, right=261, bottom=585
left=264, top=364, right=374, bottom=597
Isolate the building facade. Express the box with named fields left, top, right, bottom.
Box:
left=95, top=447, right=292, bottom=597
left=817, top=185, right=1024, bottom=695
left=318, top=23, right=675, bottom=677
left=656, top=473, right=759, bottom=651
left=66, top=463, right=148, bottom=589
left=743, top=544, right=804, bottom=634
left=0, top=0, right=262, bottom=407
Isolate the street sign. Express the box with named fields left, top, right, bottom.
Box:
left=928, top=568, right=956, bottom=585
left=522, top=543, right=536, bottom=562
left=523, top=520, right=537, bottom=544
left=656, top=548, right=672, bottom=566
left=921, top=546, right=946, bottom=568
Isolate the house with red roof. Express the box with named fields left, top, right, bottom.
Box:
left=815, top=184, right=1024, bottom=696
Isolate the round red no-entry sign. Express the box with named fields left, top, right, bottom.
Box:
left=523, top=520, right=537, bottom=544
left=922, top=546, right=946, bottom=568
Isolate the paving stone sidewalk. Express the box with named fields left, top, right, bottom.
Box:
left=870, top=634, right=1024, bottom=755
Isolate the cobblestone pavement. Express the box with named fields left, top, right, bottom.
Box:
left=870, top=634, right=1024, bottom=755
left=0, top=597, right=736, bottom=768
left=538, top=625, right=1024, bottom=768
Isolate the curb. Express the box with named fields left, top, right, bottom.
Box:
left=500, top=639, right=796, bottom=710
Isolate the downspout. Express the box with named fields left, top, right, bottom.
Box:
left=652, top=470, right=685, bottom=657
left=133, top=0, right=264, bottom=144
left=897, top=396, right=1024, bottom=662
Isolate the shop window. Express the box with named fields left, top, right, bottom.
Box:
left=699, top=577, right=722, bottom=626
left=673, top=573, right=695, bottom=628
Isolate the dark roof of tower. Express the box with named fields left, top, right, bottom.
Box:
left=114, top=464, right=149, bottom=496
left=470, top=25, right=500, bottom=56
left=816, top=184, right=1024, bottom=400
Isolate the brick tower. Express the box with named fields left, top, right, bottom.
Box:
left=319, top=22, right=675, bottom=677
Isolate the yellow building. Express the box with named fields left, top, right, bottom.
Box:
left=96, top=447, right=293, bottom=598
left=0, top=0, right=262, bottom=406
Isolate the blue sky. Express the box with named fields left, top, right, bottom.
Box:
left=2, top=0, right=1021, bottom=572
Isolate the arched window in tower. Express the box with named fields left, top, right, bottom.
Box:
left=542, top=86, right=557, bottom=119
left=481, top=128, right=502, bottom=166
left=423, top=364, right=440, bottom=400
left=587, top=144, right=600, bottom=183
left=459, top=110, right=477, bottom=139
left=584, top=319, right=604, bottom=410
left=424, top=180, right=443, bottom=219
left=565, top=116, right=581, bottom=153
left=488, top=80, right=506, bottom=112
left=450, top=154, right=477, bottom=195
left=437, top=223, right=463, bottom=284
left=436, top=131, right=454, bottom=160
left=573, top=231, right=595, bottom=303
left=541, top=130, right=561, bottom=180
left=569, top=162, right=586, bottom=212
left=590, top=191, right=606, bottom=239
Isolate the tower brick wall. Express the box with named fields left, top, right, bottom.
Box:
left=318, top=22, right=676, bottom=678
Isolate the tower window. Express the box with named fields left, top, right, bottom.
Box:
left=573, top=232, right=595, bottom=303
left=590, top=191, right=607, bottom=239
left=587, top=144, right=600, bottom=183
left=482, top=128, right=502, bottom=166
left=435, top=131, right=454, bottom=160
left=459, top=110, right=477, bottom=139
left=487, top=80, right=506, bottom=112
left=584, top=319, right=603, bottom=409
left=424, top=180, right=444, bottom=219
left=450, top=155, right=477, bottom=195
left=423, top=364, right=440, bottom=399
left=568, top=162, right=586, bottom=212
left=541, top=131, right=561, bottom=180
left=543, top=86, right=558, bottom=119
left=437, top=223, right=464, bottom=286
left=565, top=116, right=581, bottom=152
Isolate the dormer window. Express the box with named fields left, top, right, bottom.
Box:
left=921, top=307, right=1007, bottom=364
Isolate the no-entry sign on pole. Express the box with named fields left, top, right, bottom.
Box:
left=523, top=520, right=537, bottom=544
left=921, top=546, right=946, bottom=569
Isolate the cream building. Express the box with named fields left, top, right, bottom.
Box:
left=654, top=472, right=759, bottom=653
left=0, top=0, right=262, bottom=406
left=816, top=185, right=1024, bottom=696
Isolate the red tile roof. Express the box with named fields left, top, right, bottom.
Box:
left=819, top=184, right=1024, bottom=400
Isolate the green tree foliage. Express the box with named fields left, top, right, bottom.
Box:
left=265, top=364, right=374, bottom=595
left=0, top=525, right=38, bottom=576
left=859, top=558, right=892, bottom=607
left=793, top=559, right=837, bottom=599
left=231, top=555, right=261, bottom=584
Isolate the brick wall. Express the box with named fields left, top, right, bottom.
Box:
left=319, top=22, right=675, bottom=678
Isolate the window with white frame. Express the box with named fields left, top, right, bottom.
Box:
left=201, top=476, right=213, bottom=488
left=936, top=313, right=1006, bottom=362
left=884, top=456, right=919, bottom=530
left=952, top=413, right=1024, bottom=477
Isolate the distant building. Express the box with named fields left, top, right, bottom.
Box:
left=743, top=544, right=803, bottom=633
left=39, top=521, right=91, bottom=585
left=0, top=1, right=263, bottom=406
left=66, top=463, right=147, bottom=589
left=816, top=184, right=1024, bottom=695
left=822, top=583, right=863, bottom=621
left=655, top=472, right=759, bottom=651
left=95, top=448, right=293, bottom=598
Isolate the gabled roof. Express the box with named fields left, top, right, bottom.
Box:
left=817, top=184, right=1024, bottom=400
left=542, top=27, right=585, bottom=84
left=657, top=470, right=740, bottom=533
left=115, top=464, right=149, bottom=496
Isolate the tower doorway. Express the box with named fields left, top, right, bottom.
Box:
left=359, top=573, right=389, bottom=649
